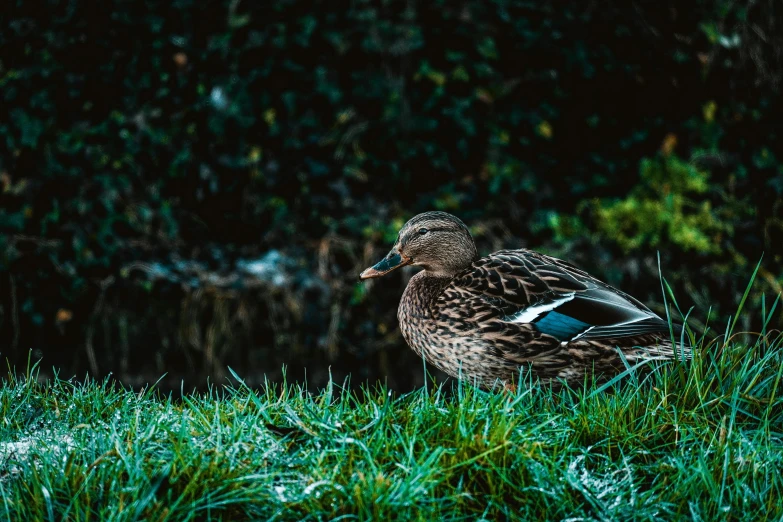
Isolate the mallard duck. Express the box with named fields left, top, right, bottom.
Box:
left=361, top=211, right=688, bottom=389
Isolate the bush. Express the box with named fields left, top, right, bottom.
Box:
left=0, top=0, right=780, bottom=390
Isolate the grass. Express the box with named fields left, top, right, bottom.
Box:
left=1, top=295, right=782, bottom=520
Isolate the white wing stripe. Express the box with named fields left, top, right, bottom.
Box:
left=570, top=325, right=595, bottom=341
left=507, top=293, right=575, bottom=323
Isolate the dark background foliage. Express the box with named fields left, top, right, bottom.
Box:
left=1, top=0, right=781, bottom=391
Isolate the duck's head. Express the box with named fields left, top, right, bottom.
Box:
left=360, top=211, right=478, bottom=280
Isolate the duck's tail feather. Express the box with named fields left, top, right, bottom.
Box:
left=624, top=336, right=693, bottom=362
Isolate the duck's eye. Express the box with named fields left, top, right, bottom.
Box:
left=418, top=228, right=429, bottom=235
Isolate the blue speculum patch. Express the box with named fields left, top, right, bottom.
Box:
left=533, top=311, right=591, bottom=340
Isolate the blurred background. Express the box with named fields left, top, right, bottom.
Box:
left=1, top=0, right=781, bottom=392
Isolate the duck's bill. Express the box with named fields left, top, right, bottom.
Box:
left=360, top=252, right=412, bottom=279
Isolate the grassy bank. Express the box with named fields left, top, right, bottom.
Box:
left=1, top=323, right=782, bottom=521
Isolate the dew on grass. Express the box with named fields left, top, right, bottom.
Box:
left=274, top=484, right=290, bottom=502
left=0, top=429, right=77, bottom=478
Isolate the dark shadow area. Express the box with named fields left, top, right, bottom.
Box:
left=1, top=0, right=781, bottom=392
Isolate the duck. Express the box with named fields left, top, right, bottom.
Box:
left=360, top=211, right=688, bottom=389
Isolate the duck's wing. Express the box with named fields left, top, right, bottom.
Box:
left=438, top=249, right=676, bottom=345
